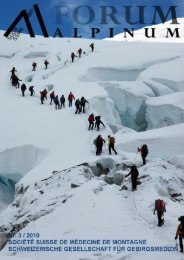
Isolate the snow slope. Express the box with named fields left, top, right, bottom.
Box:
left=0, top=30, right=184, bottom=260
left=106, top=18, right=184, bottom=42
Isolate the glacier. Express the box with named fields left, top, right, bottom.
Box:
left=0, top=22, right=183, bottom=260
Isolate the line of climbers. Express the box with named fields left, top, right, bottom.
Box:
left=11, top=60, right=50, bottom=85
left=93, top=135, right=117, bottom=156
left=10, top=70, right=150, bottom=165
left=71, top=43, right=94, bottom=62
left=32, top=60, right=50, bottom=71
left=10, top=42, right=95, bottom=88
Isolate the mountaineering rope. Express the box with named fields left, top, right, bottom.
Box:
left=132, top=191, right=156, bottom=229
left=132, top=192, right=148, bottom=223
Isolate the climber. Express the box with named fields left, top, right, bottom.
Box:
left=108, top=135, right=117, bottom=155
left=54, top=95, right=60, bottom=110
left=125, top=165, right=139, bottom=191
left=40, top=91, right=45, bottom=104
left=32, top=62, right=37, bottom=71
left=11, top=74, right=22, bottom=88
left=75, top=99, right=81, bottom=114
left=80, top=97, right=89, bottom=113
left=78, top=48, right=82, bottom=58
left=21, top=84, right=26, bottom=97
left=153, top=199, right=166, bottom=227
left=68, top=92, right=75, bottom=107
left=95, top=116, right=105, bottom=131
left=44, top=60, right=49, bottom=69
left=88, top=114, right=95, bottom=130
left=71, top=52, right=77, bottom=63
left=138, top=144, right=148, bottom=165
left=60, top=95, right=65, bottom=108
left=43, top=89, right=48, bottom=100
left=50, top=91, right=55, bottom=105
left=94, top=135, right=106, bottom=156
left=175, top=216, right=184, bottom=252
left=10, top=67, right=17, bottom=76
left=29, top=86, right=35, bottom=96
left=89, top=43, right=94, bottom=52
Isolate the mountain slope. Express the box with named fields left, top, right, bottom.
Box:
left=106, top=18, right=184, bottom=42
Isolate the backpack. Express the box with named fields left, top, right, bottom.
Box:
left=81, top=98, right=85, bottom=104
left=142, top=144, right=148, bottom=155
left=50, top=92, right=54, bottom=98
left=88, top=115, right=94, bottom=122
left=68, top=94, right=74, bottom=100
left=155, top=199, right=165, bottom=212
left=21, top=84, right=26, bottom=90
left=75, top=100, right=79, bottom=106
left=179, top=223, right=184, bottom=234
left=110, top=137, right=115, bottom=144
left=95, top=116, right=100, bottom=121
left=60, top=96, right=65, bottom=102
left=131, top=166, right=139, bottom=179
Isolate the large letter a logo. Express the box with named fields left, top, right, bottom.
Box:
left=4, top=4, right=49, bottom=38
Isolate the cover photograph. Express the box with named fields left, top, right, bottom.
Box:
left=0, top=0, right=184, bottom=260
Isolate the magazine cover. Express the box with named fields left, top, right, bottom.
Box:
left=0, top=1, right=184, bottom=260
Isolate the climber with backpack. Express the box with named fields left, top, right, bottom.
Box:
left=78, top=48, right=82, bottom=58
left=108, top=135, right=117, bottom=155
left=43, top=89, right=48, bottom=100
left=125, top=165, right=139, bottom=191
left=54, top=95, right=60, bottom=110
left=153, top=199, right=166, bottom=227
left=50, top=91, right=55, bottom=105
left=32, top=62, right=37, bottom=71
left=175, top=216, right=184, bottom=252
left=40, top=91, right=45, bottom=104
left=68, top=92, right=75, bottom=107
left=11, top=74, right=22, bottom=88
left=29, top=86, right=35, bottom=96
left=138, top=144, right=148, bottom=165
left=60, top=95, right=65, bottom=108
left=10, top=67, right=17, bottom=76
left=89, top=43, right=94, bottom=52
left=75, top=99, right=81, bottom=114
left=95, top=116, right=105, bottom=131
left=44, top=60, right=49, bottom=69
left=21, top=83, right=27, bottom=97
left=80, top=97, right=89, bottom=113
left=71, top=52, right=77, bottom=63
left=94, top=135, right=106, bottom=156
left=88, top=114, right=95, bottom=130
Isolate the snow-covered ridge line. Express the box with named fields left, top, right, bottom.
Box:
left=105, top=18, right=184, bottom=42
